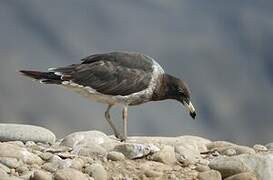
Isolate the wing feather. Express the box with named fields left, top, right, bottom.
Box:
left=50, top=52, right=155, bottom=96
left=52, top=60, right=152, bottom=96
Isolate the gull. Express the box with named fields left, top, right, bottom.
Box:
left=20, top=51, right=196, bottom=141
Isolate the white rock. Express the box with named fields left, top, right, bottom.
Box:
left=20, top=171, right=34, bottom=180
left=209, top=153, right=273, bottom=180
left=85, top=163, right=107, bottom=180
left=0, top=167, right=8, bottom=178
left=114, top=143, right=159, bottom=159
left=42, top=162, right=59, bottom=173
left=0, top=162, right=11, bottom=173
left=225, top=172, right=257, bottom=180
left=222, top=148, right=237, bottom=156
left=54, top=168, right=89, bottom=180
left=150, top=145, right=176, bottom=164
left=207, top=141, right=255, bottom=155
left=74, top=144, right=107, bottom=156
left=0, top=143, right=43, bottom=165
left=195, top=165, right=210, bottom=172
left=38, top=152, right=53, bottom=161
left=0, top=124, right=56, bottom=144
left=144, top=169, right=163, bottom=178
left=209, top=156, right=250, bottom=178
left=60, top=131, right=116, bottom=151
left=0, top=157, right=23, bottom=168
left=107, top=151, right=125, bottom=161
left=253, top=144, right=267, bottom=152
left=16, top=164, right=29, bottom=173
left=127, top=135, right=211, bottom=152
left=69, top=158, right=84, bottom=170
left=2, top=175, right=23, bottom=180
left=265, top=142, right=273, bottom=150
left=175, top=145, right=202, bottom=164
left=236, top=153, right=273, bottom=180
left=233, top=146, right=255, bottom=155
left=41, top=155, right=76, bottom=171
left=197, top=170, right=221, bottom=180
left=207, top=141, right=235, bottom=150
left=32, top=170, right=53, bottom=180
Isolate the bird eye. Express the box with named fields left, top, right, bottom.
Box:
left=178, top=89, right=183, bottom=94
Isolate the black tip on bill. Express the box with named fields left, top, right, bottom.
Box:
left=190, top=111, right=196, bottom=119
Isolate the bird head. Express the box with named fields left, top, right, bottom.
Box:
left=177, top=82, right=196, bottom=119
left=166, top=75, right=196, bottom=119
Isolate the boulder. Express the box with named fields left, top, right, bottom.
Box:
left=0, top=123, right=55, bottom=144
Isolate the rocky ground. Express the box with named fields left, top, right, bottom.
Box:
left=0, top=124, right=272, bottom=180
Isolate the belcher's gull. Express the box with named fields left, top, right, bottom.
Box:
left=20, top=51, right=196, bottom=141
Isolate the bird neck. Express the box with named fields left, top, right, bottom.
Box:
left=152, top=74, right=179, bottom=101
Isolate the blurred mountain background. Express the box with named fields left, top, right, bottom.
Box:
left=1, top=0, right=273, bottom=145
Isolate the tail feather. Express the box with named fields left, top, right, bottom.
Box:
left=20, top=70, right=62, bottom=84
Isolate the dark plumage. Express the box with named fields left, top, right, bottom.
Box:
left=20, top=51, right=196, bottom=141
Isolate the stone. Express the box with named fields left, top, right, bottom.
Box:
left=44, top=146, right=72, bottom=153
left=1, top=176, right=23, bottom=180
left=209, top=154, right=273, bottom=180
left=0, top=157, right=23, bottom=168
left=150, top=145, right=176, bottom=164
left=69, top=158, right=84, bottom=170
left=225, top=172, right=257, bottom=180
left=41, top=155, right=75, bottom=172
left=265, top=142, right=273, bottom=150
left=107, top=151, right=125, bottom=161
left=54, top=168, right=89, bottom=180
left=233, top=146, right=255, bottom=155
left=38, top=152, right=53, bottom=161
left=222, top=148, right=237, bottom=156
left=56, top=152, right=76, bottom=159
left=25, top=141, right=36, bottom=147
left=198, top=159, right=210, bottom=166
left=144, top=169, right=163, bottom=178
left=0, top=162, right=11, bottom=173
left=207, top=141, right=255, bottom=155
left=10, top=168, right=18, bottom=176
left=60, top=131, right=116, bottom=151
left=0, top=167, right=8, bottom=177
left=114, top=143, right=159, bottom=159
left=177, top=157, right=192, bottom=167
left=207, top=141, right=235, bottom=150
left=175, top=145, right=202, bottom=164
left=84, top=163, right=107, bottom=180
left=7, top=141, right=25, bottom=147
left=140, top=161, right=172, bottom=172
left=75, top=144, right=107, bottom=156
left=0, top=124, right=56, bottom=144
left=31, top=170, right=53, bottom=180
left=197, top=170, right=221, bottom=180
left=209, top=156, right=250, bottom=178
left=30, top=163, right=41, bottom=170
left=253, top=144, right=267, bottom=152
left=16, top=165, right=29, bottom=174
left=20, top=171, right=34, bottom=180
left=42, top=162, right=59, bottom=173
left=235, top=153, right=273, bottom=180
left=127, top=135, right=211, bottom=152
left=0, top=143, right=43, bottom=165
left=195, top=165, right=210, bottom=172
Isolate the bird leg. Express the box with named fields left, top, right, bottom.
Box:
left=122, top=106, right=128, bottom=142
left=105, top=105, right=121, bottom=139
